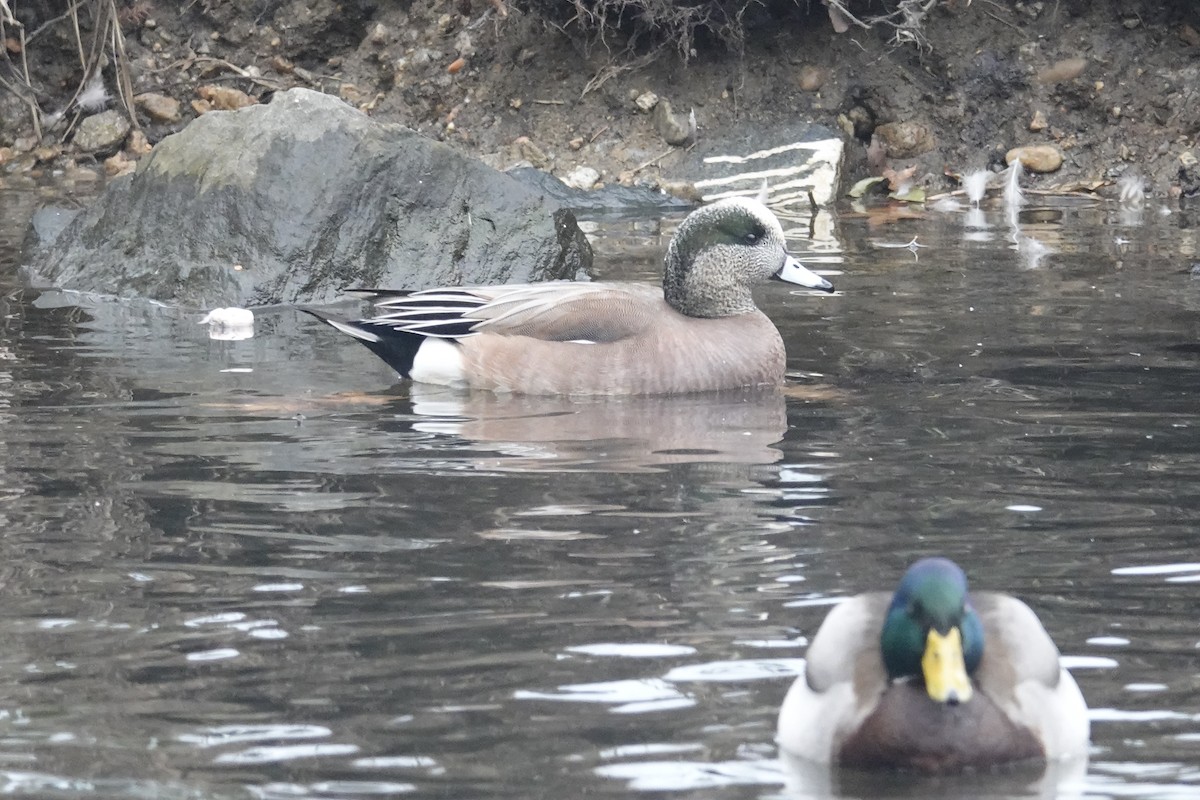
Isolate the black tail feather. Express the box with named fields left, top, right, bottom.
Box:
left=299, top=307, right=423, bottom=379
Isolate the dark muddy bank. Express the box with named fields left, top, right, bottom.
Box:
left=1, top=1, right=1198, bottom=201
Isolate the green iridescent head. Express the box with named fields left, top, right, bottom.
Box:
left=880, top=558, right=984, bottom=704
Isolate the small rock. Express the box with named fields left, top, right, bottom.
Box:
left=367, top=22, right=389, bottom=45
left=568, top=137, right=584, bottom=150
left=192, top=98, right=213, bottom=116
left=1029, top=109, right=1048, bottom=131
left=873, top=120, right=935, bottom=158
left=1180, top=151, right=1198, bottom=168
left=127, top=129, right=153, bottom=156
left=1006, top=144, right=1063, bottom=173
left=658, top=180, right=704, bottom=203
left=635, top=91, right=659, bottom=112
left=514, top=136, right=550, bottom=170
left=797, top=65, right=826, bottom=92
left=1181, top=23, right=1200, bottom=47
left=197, top=85, right=256, bottom=111
left=33, top=144, right=62, bottom=163
left=1036, top=57, right=1086, bottom=84
left=63, top=161, right=100, bottom=183
left=135, top=92, right=181, bottom=123
left=0, top=146, right=13, bottom=164
left=454, top=31, right=475, bottom=57
left=562, top=166, right=600, bottom=191
left=653, top=99, right=696, bottom=147
left=72, top=109, right=131, bottom=154
left=104, top=150, right=136, bottom=177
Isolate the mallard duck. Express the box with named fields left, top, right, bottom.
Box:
left=777, top=558, right=1089, bottom=772
left=302, top=197, right=834, bottom=395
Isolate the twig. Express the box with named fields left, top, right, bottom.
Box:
left=188, top=56, right=289, bottom=91
left=531, top=99, right=564, bottom=105
left=24, top=0, right=86, bottom=46
left=580, top=50, right=656, bottom=98
left=982, top=10, right=1022, bottom=32
left=108, top=0, right=139, bottom=127
left=631, top=147, right=676, bottom=174
left=0, top=6, right=45, bottom=139
left=587, top=124, right=608, bottom=144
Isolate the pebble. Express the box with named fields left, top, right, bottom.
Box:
left=634, top=91, right=659, bottom=112
left=104, top=151, right=136, bottom=177
left=196, top=85, right=256, bottom=110
left=513, top=136, right=550, bottom=169
left=1029, top=109, right=1048, bottom=132
left=653, top=99, right=696, bottom=146
left=127, top=129, right=153, bottom=156
left=72, top=110, right=131, bottom=154
left=797, top=65, right=826, bottom=92
left=1006, top=144, right=1063, bottom=173
left=367, top=22, right=389, bottom=45
left=1036, top=57, right=1086, bottom=84
left=873, top=120, right=935, bottom=158
left=33, top=144, right=62, bottom=162
left=135, top=92, right=181, bottom=123
left=562, top=166, right=599, bottom=190
left=658, top=180, right=704, bottom=203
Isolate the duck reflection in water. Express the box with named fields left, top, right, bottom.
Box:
left=405, top=384, right=792, bottom=472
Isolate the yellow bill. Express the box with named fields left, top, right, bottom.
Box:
left=921, top=627, right=973, bottom=703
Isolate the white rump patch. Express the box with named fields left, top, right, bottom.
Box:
left=411, top=337, right=467, bottom=387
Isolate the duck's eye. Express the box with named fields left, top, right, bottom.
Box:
left=743, top=232, right=760, bottom=245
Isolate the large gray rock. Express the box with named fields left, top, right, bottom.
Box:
left=25, top=88, right=592, bottom=308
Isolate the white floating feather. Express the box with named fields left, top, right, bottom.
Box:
left=1003, top=161, right=1025, bottom=212
left=963, top=169, right=990, bottom=206
left=199, top=307, right=255, bottom=340
left=1116, top=173, right=1146, bottom=207
left=76, top=71, right=111, bottom=113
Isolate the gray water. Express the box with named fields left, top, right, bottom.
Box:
left=0, top=187, right=1198, bottom=800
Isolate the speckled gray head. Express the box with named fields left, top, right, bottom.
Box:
left=663, top=196, right=833, bottom=318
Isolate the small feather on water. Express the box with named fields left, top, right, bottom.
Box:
left=76, top=71, right=111, bottom=113
left=962, top=169, right=990, bottom=206
left=1117, top=173, right=1146, bottom=207
left=200, top=307, right=254, bottom=327
left=1003, top=160, right=1025, bottom=212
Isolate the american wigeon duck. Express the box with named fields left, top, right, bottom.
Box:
left=777, top=558, right=1089, bottom=773
left=302, top=197, right=833, bottom=395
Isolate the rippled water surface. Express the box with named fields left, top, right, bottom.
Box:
left=1, top=186, right=1199, bottom=799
